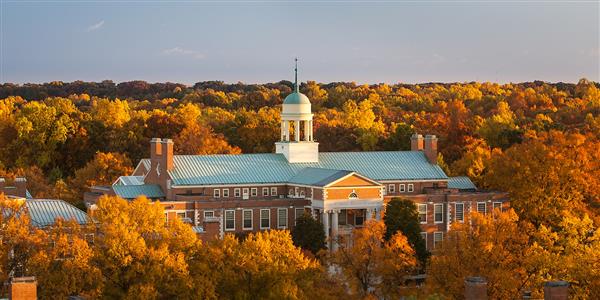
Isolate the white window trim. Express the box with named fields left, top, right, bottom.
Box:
left=262, top=187, right=269, bottom=197
left=408, top=184, right=414, bottom=192
left=421, top=232, right=427, bottom=249
left=204, top=210, right=215, bottom=219
left=222, top=188, right=229, bottom=197
left=433, top=231, right=443, bottom=248
left=454, top=203, right=464, bottom=223
left=434, top=204, right=444, bottom=223
left=270, top=187, right=277, bottom=196
left=388, top=184, right=395, bottom=193
left=277, top=208, right=288, bottom=229
left=213, top=189, right=220, bottom=198
left=418, top=204, right=428, bottom=224
left=224, top=210, right=235, bottom=231
left=477, top=202, right=487, bottom=215
left=243, top=209, right=253, bottom=230
left=251, top=188, right=257, bottom=197
left=294, top=208, right=304, bottom=225
left=234, top=188, right=241, bottom=197
left=399, top=184, right=406, bottom=192
left=243, top=188, right=249, bottom=199
left=382, top=186, right=387, bottom=195
left=493, top=202, right=503, bottom=211
left=260, top=209, right=270, bottom=229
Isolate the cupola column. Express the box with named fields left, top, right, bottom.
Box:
left=295, top=120, right=300, bottom=142
left=304, top=120, right=310, bottom=141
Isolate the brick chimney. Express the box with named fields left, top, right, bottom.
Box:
left=411, top=134, right=424, bottom=151
left=14, top=177, right=27, bottom=198
left=424, top=135, right=438, bottom=164
left=464, top=276, right=487, bottom=300
left=544, top=281, right=568, bottom=300
left=9, top=276, right=37, bottom=300
left=161, top=138, right=174, bottom=172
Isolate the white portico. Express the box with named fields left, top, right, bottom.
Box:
left=275, top=58, right=319, bottom=163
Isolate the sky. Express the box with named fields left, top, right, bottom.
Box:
left=1, top=0, right=599, bottom=85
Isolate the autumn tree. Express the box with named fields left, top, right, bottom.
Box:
left=383, top=198, right=429, bottom=268
left=330, top=220, right=417, bottom=298
left=426, top=210, right=534, bottom=299
left=68, top=152, right=133, bottom=205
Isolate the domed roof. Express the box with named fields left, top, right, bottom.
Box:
left=283, top=91, right=311, bottom=105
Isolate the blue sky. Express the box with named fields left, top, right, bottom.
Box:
left=1, top=0, right=598, bottom=84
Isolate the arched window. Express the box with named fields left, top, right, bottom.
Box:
left=349, top=191, right=358, bottom=199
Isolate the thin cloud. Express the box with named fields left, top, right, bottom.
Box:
left=162, top=47, right=205, bottom=60
left=87, top=20, right=105, bottom=32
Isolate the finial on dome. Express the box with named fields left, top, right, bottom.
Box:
left=294, top=57, right=299, bottom=93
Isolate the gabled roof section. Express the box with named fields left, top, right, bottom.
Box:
left=25, top=199, right=92, bottom=228
left=113, top=184, right=165, bottom=199
left=448, top=176, right=477, bottom=191
left=288, top=168, right=353, bottom=187
left=165, top=151, right=448, bottom=186
left=114, top=176, right=144, bottom=186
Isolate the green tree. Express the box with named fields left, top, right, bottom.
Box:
left=383, top=198, right=429, bottom=268
left=291, top=213, right=326, bottom=255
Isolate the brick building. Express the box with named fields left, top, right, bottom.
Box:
left=85, top=65, right=508, bottom=249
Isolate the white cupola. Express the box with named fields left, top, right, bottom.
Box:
left=275, top=58, right=319, bottom=163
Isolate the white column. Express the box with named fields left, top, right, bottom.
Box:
left=285, top=121, right=290, bottom=141
left=375, top=207, right=382, bottom=221
left=331, top=210, right=339, bottom=250
left=304, top=120, right=310, bottom=141
left=280, top=120, right=285, bottom=141
left=322, top=210, right=330, bottom=241
left=309, top=120, right=313, bottom=141
left=295, top=120, right=300, bottom=142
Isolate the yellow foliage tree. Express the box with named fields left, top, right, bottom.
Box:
left=330, top=220, right=417, bottom=298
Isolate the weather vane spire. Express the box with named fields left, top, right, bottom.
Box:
left=294, top=57, right=299, bottom=93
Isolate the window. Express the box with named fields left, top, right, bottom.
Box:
left=213, top=189, right=220, bottom=198
left=388, top=184, right=395, bottom=193
left=399, top=184, right=406, bottom=192
left=299, top=190, right=305, bottom=197
left=420, top=232, right=427, bottom=249
left=243, top=188, right=249, bottom=198
left=339, top=210, right=347, bottom=225
left=349, top=191, right=358, bottom=199
left=234, top=188, right=241, bottom=197
left=493, top=202, right=502, bottom=212
left=433, top=232, right=443, bottom=248
left=222, top=188, right=229, bottom=197
left=295, top=208, right=305, bottom=224
left=434, top=204, right=444, bottom=223
left=204, top=211, right=214, bottom=219
left=294, top=187, right=299, bottom=196
left=455, top=203, right=464, bottom=222
left=85, top=233, right=95, bottom=245
left=262, top=187, right=269, bottom=196
left=224, top=210, right=235, bottom=231
left=288, top=189, right=294, bottom=196
left=251, top=188, right=258, bottom=197
left=408, top=184, right=414, bottom=192
left=382, top=186, right=387, bottom=195
left=243, top=209, right=253, bottom=230
left=278, top=208, right=288, bottom=228
left=177, top=211, right=186, bottom=220
left=477, top=202, right=487, bottom=215
left=355, top=210, right=365, bottom=226
left=260, top=209, right=270, bottom=229
left=418, top=204, right=427, bottom=224
left=271, top=187, right=277, bottom=196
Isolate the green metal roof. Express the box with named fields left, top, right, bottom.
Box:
left=113, top=184, right=165, bottom=199
left=448, top=176, right=477, bottom=190
left=167, top=151, right=448, bottom=186
left=283, top=92, right=311, bottom=105
left=288, top=167, right=353, bottom=187
left=25, top=199, right=92, bottom=228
